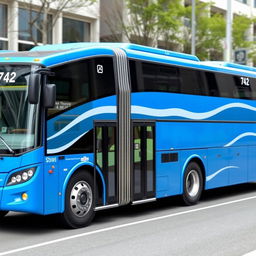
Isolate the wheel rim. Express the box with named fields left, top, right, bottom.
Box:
left=70, top=181, right=93, bottom=217
left=186, top=170, right=200, bottom=198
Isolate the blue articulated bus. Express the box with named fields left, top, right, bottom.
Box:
left=0, top=43, right=256, bottom=228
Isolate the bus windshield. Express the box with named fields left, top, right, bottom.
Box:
left=0, top=65, right=39, bottom=154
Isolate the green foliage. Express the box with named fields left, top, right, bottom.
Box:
left=232, top=15, right=256, bottom=64
left=120, top=0, right=256, bottom=62
left=124, top=0, right=186, bottom=47
left=183, top=1, right=225, bottom=60
left=233, top=15, right=253, bottom=49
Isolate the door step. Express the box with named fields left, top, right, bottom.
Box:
left=132, top=198, right=156, bottom=205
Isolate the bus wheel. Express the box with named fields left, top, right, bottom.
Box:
left=182, top=162, right=203, bottom=206
left=61, top=172, right=96, bottom=229
left=0, top=211, right=8, bottom=220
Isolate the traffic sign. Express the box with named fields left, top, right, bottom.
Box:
left=234, top=48, right=247, bottom=65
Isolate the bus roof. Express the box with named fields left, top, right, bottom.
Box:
left=0, top=43, right=255, bottom=78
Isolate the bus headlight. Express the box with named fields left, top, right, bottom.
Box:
left=7, top=167, right=36, bottom=186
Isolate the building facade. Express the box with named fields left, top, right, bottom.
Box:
left=0, top=0, right=99, bottom=51
left=100, top=0, right=256, bottom=63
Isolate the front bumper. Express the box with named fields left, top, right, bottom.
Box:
left=0, top=165, right=44, bottom=214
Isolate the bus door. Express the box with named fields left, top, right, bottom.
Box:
left=95, top=122, right=118, bottom=206
left=132, top=122, right=156, bottom=203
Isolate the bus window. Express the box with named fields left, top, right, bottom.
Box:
left=48, top=59, right=91, bottom=117
left=180, top=68, right=206, bottom=96
left=215, top=73, right=235, bottom=98
left=47, top=57, right=116, bottom=155
left=205, top=72, right=220, bottom=97
left=91, top=57, right=116, bottom=100
left=48, top=57, right=116, bottom=118
left=233, top=76, right=254, bottom=100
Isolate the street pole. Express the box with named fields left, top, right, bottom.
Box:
left=225, top=0, right=232, bottom=62
left=191, top=0, right=196, bottom=55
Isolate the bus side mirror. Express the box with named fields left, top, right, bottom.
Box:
left=28, top=73, right=40, bottom=104
left=44, top=83, right=56, bottom=108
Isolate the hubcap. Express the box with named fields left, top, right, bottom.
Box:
left=70, top=181, right=93, bottom=217
left=186, top=170, right=200, bottom=198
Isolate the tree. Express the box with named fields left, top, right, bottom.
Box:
left=183, top=1, right=226, bottom=60
left=232, top=14, right=256, bottom=64
left=102, top=0, right=187, bottom=50
left=20, top=0, right=96, bottom=45
left=233, top=15, right=254, bottom=49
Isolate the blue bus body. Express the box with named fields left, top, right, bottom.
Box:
left=0, top=43, right=256, bottom=226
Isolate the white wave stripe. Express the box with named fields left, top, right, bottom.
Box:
left=131, top=102, right=256, bottom=120
left=206, top=166, right=239, bottom=182
left=47, top=131, right=89, bottom=154
left=47, top=106, right=117, bottom=141
left=48, top=102, right=256, bottom=142
left=224, top=132, right=256, bottom=147
left=47, top=102, right=256, bottom=153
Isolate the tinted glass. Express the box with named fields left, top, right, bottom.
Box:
left=130, top=60, right=256, bottom=100
left=204, top=72, right=256, bottom=100
left=63, top=17, right=90, bottom=43
left=0, top=41, right=8, bottom=50
left=0, top=4, right=7, bottom=38
left=130, top=60, right=205, bottom=95
left=48, top=57, right=115, bottom=118
left=233, top=75, right=256, bottom=99
left=180, top=68, right=206, bottom=95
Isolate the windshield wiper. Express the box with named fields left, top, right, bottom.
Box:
left=0, top=136, right=15, bottom=154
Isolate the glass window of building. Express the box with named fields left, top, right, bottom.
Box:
left=0, top=4, right=8, bottom=50
left=236, top=0, right=247, bottom=4
left=18, top=8, right=52, bottom=49
left=63, top=17, right=90, bottom=43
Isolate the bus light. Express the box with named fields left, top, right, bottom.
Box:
left=22, top=193, right=28, bottom=201
left=7, top=167, right=36, bottom=186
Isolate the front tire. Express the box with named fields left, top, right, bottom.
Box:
left=182, top=162, right=203, bottom=205
left=61, top=172, right=96, bottom=229
left=0, top=211, right=8, bottom=220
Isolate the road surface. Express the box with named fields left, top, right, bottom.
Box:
left=1, top=184, right=256, bottom=256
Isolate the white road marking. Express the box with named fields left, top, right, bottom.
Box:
left=243, top=250, right=256, bottom=256
left=1, top=195, right=256, bottom=256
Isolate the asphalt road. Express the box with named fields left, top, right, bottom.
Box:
left=1, top=184, right=256, bottom=256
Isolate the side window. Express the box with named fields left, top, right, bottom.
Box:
left=130, top=61, right=181, bottom=93
left=180, top=68, right=206, bottom=95
left=233, top=76, right=255, bottom=99
left=142, top=62, right=180, bottom=93
left=204, top=72, right=220, bottom=97
left=215, top=73, right=235, bottom=98
left=130, top=60, right=206, bottom=96
left=46, top=57, right=115, bottom=155
left=47, top=57, right=115, bottom=118
left=92, top=58, right=116, bottom=99
left=47, top=59, right=91, bottom=117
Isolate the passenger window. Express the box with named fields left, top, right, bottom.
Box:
left=48, top=57, right=115, bottom=118
left=233, top=76, right=253, bottom=99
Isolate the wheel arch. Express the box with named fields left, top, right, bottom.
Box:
left=181, top=154, right=206, bottom=192
left=60, top=162, right=106, bottom=213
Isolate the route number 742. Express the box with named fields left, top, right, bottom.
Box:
left=0, top=72, right=17, bottom=83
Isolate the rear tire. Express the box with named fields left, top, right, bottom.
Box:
left=182, top=162, right=203, bottom=206
left=60, top=172, right=96, bottom=229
